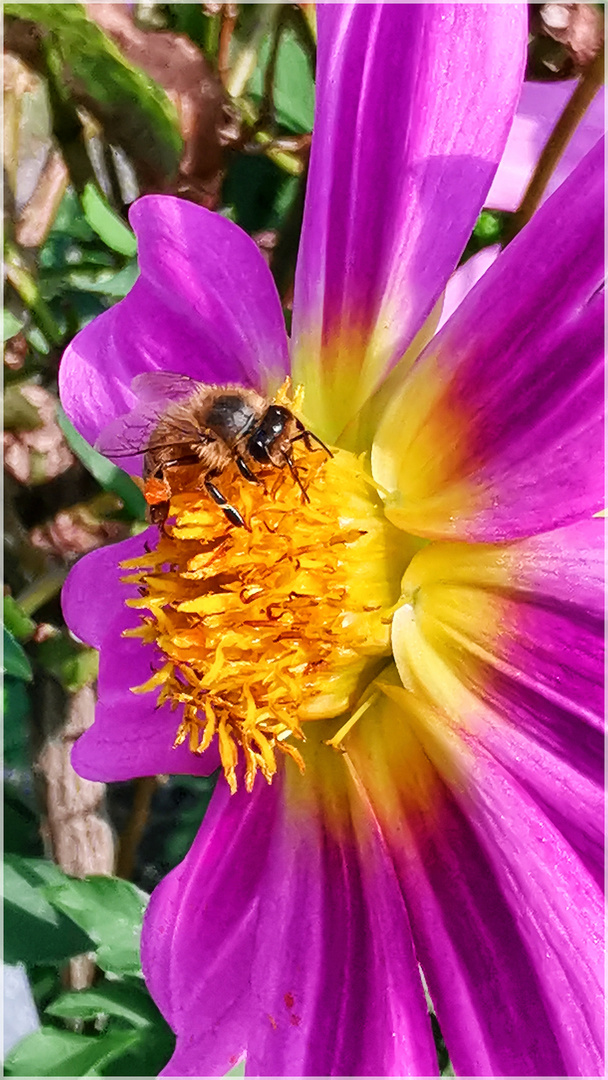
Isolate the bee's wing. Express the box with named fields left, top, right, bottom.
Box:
left=96, top=402, right=201, bottom=459
left=130, top=371, right=202, bottom=405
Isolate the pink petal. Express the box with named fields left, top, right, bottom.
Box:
left=143, top=740, right=438, bottom=1077
left=63, top=534, right=219, bottom=782
left=373, top=139, right=603, bottom=540
left=144, top=778, right=276, bottom=1076
left=346, top=660, right=603, bottom=1074
left=489, top=79, right=605, bottom=212
left=59, top=196, right=290, bottom=448
left=291, top=2, right=527, bottom=441
left=393, top=518, right=603, bottom=877
left=245, top=744, right=436, bottom=1076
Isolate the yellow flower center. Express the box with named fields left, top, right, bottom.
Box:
left=121, top=395, right=406, bottom=793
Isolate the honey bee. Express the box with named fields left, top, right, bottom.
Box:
left=96, top=372, right=330, bottom=528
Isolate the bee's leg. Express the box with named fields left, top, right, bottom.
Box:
left=158, top=454, right=201, bottom=472
left=235, top=456, right=261, bottom=484
left=150, top=501, right=170, bottom=530
left=281, top=452, right=310, bottom=503
left=290, top=422, right=333, bottom=458
left=205, top=479, right=248, bottom=529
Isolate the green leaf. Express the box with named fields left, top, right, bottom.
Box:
left=4, top=784, right=44, bottom=858
left=81, top=183, right=137, bottom=256
left=4, top=677, right=31, bottom=769
left=35, top=633, right=99, bottom=693
left=4, top=309, right=24, bottom=341
left=94, top=1019, right=174, bottom=1077
left=50, top=188, right=96, bottom=241
left=46, top=980, right=161, bottom=1028
left=225, top=1062, right=245, bottom=1077
left=4, top=595, right=36, bottom=641
left=4, top=1026, right=139, bottom=1077
left=3, top=384, right=43, bottom=432
left=60, top=260, right=139, bottom=298
left=57, top=408, right=147, bottom=520
left=5, top=4, right=182, bottom=180
left=44, top=876, right=148, bottom=977
left=3, top=628, right=33, bottom=681
left=249, top=28, right=315, bottom=133
left=4, top=855, right=94, bottom=966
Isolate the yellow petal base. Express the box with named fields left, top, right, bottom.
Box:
left=121, top=438, right=404, bottom=793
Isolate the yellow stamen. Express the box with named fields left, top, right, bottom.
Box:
left=122, top=389, right=407, bottom=792
left=325, top=692, right=379, bottom=752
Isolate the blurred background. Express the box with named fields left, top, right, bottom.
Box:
left=2, top=3, right=604, bottom=1076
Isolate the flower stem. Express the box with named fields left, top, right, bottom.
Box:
left=115, top=776, right=158, bottom=880
left=503, top=46, right=604, bottom=244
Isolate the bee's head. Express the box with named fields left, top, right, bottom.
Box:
left=247, top=406, right=294, bottom=463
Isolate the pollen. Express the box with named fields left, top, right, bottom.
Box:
left=121, top=433, right=403, bottom=793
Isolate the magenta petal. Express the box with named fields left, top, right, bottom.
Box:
left=143, top=779, right=277, bottom=1077
left=374, top=138, right=604, bottom=540
left=489, top=79, right=605, bottom=212
left=402, top=519, right=603, bottom=881
left=348, top=665, right=603, bottom=1074
left=143, top=758, right=437, bottom=1077
left=291, top=2, right=527, bottom=438
left=72, top=621, right=220, bottom=782
left=246, top=764, right=436, bottom=1077
left=63, top=534, right=219, bottom=782
left=436, top=246, right=499, bottom=331
left=62, top=532, right=155, bottom=649
left=59, top=196, right=290, bottom=447
left=397, top=773, right=602, bottom=1076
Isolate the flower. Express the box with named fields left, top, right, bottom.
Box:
left=488, top=76, right=605, bottom=213
left=60, top=4, right=604, bottom=1077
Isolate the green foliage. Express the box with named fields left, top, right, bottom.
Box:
left=4, top=856, right=95, bottom=966
left=43, top=875, right=148, bottom=976
left=4, top=860, right=174, bottom=1076
left=81, top=183, right=138, bottom=257
left=248, top=26, right=315, bottom=133
left=57, top=408, right=147, bottom=520
left=35, top=632, right=99, bottom=693
left=4, top=678, right=32, bottom=769
left=4, top=309, right=25, bottom=341
left=4, top=1026, right=140, bottom=1077
left=5, top=3, right=182, bottom=179
left=3, top=627, right=33, bottom=681
left=4, top=785, right=44, bottom=858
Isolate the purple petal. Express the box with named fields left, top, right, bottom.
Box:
left=62, top=532, right=155, bottom=649
left=373, top=138, right=604, bottom=540
left=488, top=79, right=605, bottom=212
left=346, top=670, right=604, bottom=1075
left=143, top=779, right=277, bottom=1076
left=436, top=246, right=499, bottom=331
left=393, top=518, right=603, bottom=879
left=291, top=3, right=527, bottom=440
left=245, top=745, right=436, bottom=1077
left=63, top=534, right=219, bottom=782
left=59, top=196, right=289, bottom=449
left=144, top=743, right=438, bottom=1077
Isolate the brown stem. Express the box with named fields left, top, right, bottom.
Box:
left=503, top=46, right=604, bottom=244
left=218, top=4, right=238, bottom=87
left=115, top=776, right=158, bottom=880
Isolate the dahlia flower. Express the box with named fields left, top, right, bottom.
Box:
left=60, top=4, right=604, bottom=1076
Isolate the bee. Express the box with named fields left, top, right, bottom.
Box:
left=96, top=372, right=331, bottom=529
